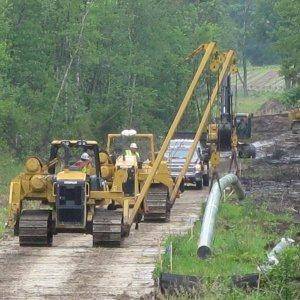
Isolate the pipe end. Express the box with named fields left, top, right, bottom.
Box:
left=197, top=246, right=211, bottom=259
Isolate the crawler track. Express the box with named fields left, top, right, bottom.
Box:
left=144, top=185, right=171, bottom=222
left=0, top=190, right=204, bottom=299
left=92, top=208, right=123, bottom=246
left=19, top=210, right=53, bottom=247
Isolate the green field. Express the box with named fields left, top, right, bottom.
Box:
left=236, top=91, right=281, bottom=114
left=157, top=197, right=299, bottom=298
left=0, top=207, right=7, bottom=236
left=235, top=65, right=285, bottom=114
left=237, top=65, right=284, bottom=92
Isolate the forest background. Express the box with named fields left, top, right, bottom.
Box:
left=0, top=0, right=298, bottom=167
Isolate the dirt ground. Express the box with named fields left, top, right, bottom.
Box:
left=0, top=113, right=298, bottom=300
left=255, top=100, right=285, bottom=116
left=252, top=113, right=290, bottom=140
left=242, top=114, right=300, bottom=222
left=0, top=189, right=205, bottom=300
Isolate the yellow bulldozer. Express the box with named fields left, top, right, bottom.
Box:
left=8, top=140, right=123, bottom=246
left=7, top=137, right=174, bottom=247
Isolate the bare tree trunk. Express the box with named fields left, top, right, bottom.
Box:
left=129, top=74, right=136, bottom=128
left=242, top=52, right=248, bottom=96
left=284, top=77, right=291, bottom=90
left=48, top=1, right=94, bottom=128
left=242, top=0, right=252, bottom=96
left=127, top=9, right=136, bottom=128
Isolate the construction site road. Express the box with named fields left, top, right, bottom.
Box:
left=0, top=189, right=206, bottom=300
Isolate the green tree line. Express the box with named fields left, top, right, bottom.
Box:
left=0, top=0, right=298, bottom=159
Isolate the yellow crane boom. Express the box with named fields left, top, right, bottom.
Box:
left=127, top=42, right=219, bottom=227
left=169, top=50, right=237, bottom=202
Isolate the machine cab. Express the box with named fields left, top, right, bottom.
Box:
left=235, top=113, right=252, bottom=140
left=49, top=140, right=103, bottom=229
left=106, top=130, right=156, bottom=166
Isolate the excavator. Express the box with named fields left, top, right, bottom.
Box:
left=7, top=42, right=238, bottom=246
left=207, top=74, right=255, bottom=177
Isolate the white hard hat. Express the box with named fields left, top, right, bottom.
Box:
left=130, top=143, right=138, bottom=149
left=81, top=152, right=90, bottom=161
left=121, top=129, right=137, bottom=137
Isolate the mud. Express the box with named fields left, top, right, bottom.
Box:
left=0, top=113, right=298, bottom=299
left=0, top=190, right=205, bottom=300
left=256, top=100, right=285, bottom=116
left=252, top=113, right=290, bottom=141
left=243, top=114, right=300, bottom=221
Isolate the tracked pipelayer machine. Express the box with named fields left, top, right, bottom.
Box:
left=7, top=42, right=238, bottom=246
left=106, top=131, right=174, bottom=222
left=8, top=138, right=173, bottom=246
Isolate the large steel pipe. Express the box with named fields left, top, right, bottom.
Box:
left=197, top=173, right=245, bottom=259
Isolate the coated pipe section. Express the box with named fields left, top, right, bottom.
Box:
left=258, top=237, right=295, bottom=272
left=197, top=174, right=245, bottom=259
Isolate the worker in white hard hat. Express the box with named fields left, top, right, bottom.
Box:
left=73, top=152, right=93, bottom=173
left=125, top=143, right=140, bottom=159
left=81, top=152, right=90, bottom=161
left=124, top=143, right=140, bottom=196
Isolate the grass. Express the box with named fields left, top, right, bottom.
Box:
left=247, top=65, right=281, bottom=73
left=156, top=197, right=299, bottom=298
left=235, top=64, right=285, bottom=114
left=0, top=207, right=7, bottom=237
left=236, top=91, right=282, bottom=114
left=0, top=154, right=23, bottom=194
left=0, top=155, right=23, bottom=237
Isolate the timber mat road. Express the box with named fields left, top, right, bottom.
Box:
left=0, top=189, right=205, bottom=299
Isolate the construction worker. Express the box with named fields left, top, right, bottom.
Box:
left=124, top=143, right=139, bottom=196
left=73, top=152, right=92, bottom=173
left=125, top=143, right=140, bottom=160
